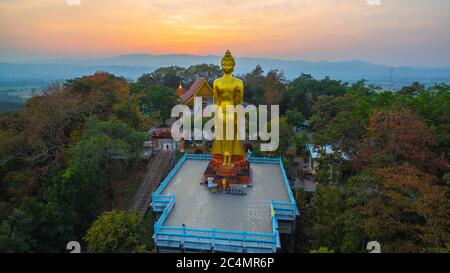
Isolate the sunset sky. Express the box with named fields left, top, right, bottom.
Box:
left=0, top=0, right=449, bottom=67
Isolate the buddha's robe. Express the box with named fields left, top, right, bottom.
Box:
left=211, top=76, right=245, bottom=157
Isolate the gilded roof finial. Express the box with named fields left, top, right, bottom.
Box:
left=176, top=81, right=185, bottom=96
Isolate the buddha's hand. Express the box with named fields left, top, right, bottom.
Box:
left=233, top=87, right=241, bottom=104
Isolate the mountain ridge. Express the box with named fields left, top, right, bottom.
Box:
left=1, top=54, right=450, bottom=89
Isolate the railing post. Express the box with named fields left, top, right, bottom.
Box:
left=273, top=230, right=278, bottom=252
left=243, top=231, right=248, bottom=253
left=182, top=224, right=186, bottom=249
left=154, top=224, right=159, bottom=244
left=212, top=228, right=216, bottom=253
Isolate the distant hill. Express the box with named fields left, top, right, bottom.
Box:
left=1, top=54, right=450, bottom=92
left=0, top=62, right=153, bottom=82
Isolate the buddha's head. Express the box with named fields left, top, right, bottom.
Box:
left=221, top=50, right=235, bottom=74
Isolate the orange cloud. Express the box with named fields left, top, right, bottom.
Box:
left=0, top=0, right=449, bottom=65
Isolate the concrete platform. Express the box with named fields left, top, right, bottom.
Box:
left=160, top=159, right=290, bottom=233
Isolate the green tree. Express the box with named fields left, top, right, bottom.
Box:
left=183, top=64, right=221, bottom=86
left=310, top=95, right=365, bottom=184
left=285, top=74, right=346, bottom=118
left=84, top=210, right=148, bottom=253
left=0, top=208, right=31, bottom=252
left=295, top=133, right=309, bottom=158
left=0, top=72, right=147, bottom=252
left=243, top=65, right=265, bottom=105
left=276, top=116, right=294, bottom=156
left=82, top=116, right=145, bottom=157
left=407, top=84, right=450, bottom=152
left=137, top=66, right=184, bottom=89
left=294, top=188, right=312, bottom=252
left=139, top=85, right=179, bottom=125
left=398, top=81, right=426, bottom=96
left=309, top=185, right=345, bottom=251
left=263, top=69, right=286, bottom=107
left=285, top=109, right=305, bottom=128
left=0, top=197, right=67, bottom=252
left=309, top=247, right=335, bottom=253
left=35, top=118, right=144, bottom=250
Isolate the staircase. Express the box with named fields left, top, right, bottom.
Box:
left=127, top=150, right=173, bottom=216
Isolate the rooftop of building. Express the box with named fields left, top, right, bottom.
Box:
left=306, top=143, right=350, bottom=160
left=180, top=77, right=213, bottom=105
left=151, top=153, right=298, bottom=252
left=160, top=159, right=290, bottom=233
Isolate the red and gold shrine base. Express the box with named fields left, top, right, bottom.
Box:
left=203, top=155, right=251, bottom=187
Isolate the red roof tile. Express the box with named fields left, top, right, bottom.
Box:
left=181, top=77, right=206, bottom=103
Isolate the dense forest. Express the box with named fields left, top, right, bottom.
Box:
left=0, top=64, right=449, bottom=253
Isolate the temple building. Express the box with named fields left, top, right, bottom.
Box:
left=179, top=77, right=214, bottom=108
left=148, top=127, right=178, bottom=152
left=147, top=78, right=213, bottom=154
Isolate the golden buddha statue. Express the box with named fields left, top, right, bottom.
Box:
left=211, top=50, right=245, bottom=167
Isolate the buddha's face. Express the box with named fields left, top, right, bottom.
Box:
left=221, top=60, right=234, bottom=74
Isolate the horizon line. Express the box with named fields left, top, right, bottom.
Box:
left=1, top=53, right=450, bottom=70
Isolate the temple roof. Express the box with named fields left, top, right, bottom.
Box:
left=149, top=127, right=185, bottom=139
left=181, top=77, right=213, bottom=105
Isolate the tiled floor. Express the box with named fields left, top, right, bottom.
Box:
left=161, top=159, right=290, bottom=233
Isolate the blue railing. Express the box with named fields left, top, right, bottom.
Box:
left=152, top=195, right=175, bottom=212
left=248, top=156, right=279, bottom=163
left=270, top=202, right=281, bottom=248
left=154, top=194, right=176, bottom=226
left=186, top=153, right=212, bottom=160
left=154, top=225, right=278, bottom=252
left=152, top=153, right=187, bottom=196
left=272, top=201, right=297, bottom=220
left=278, top=158, right=300, bottom=217
left=151, top=152, right=298, bottom=252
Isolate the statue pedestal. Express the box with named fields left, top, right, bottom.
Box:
left=202, top=155, right=251, bottom=193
